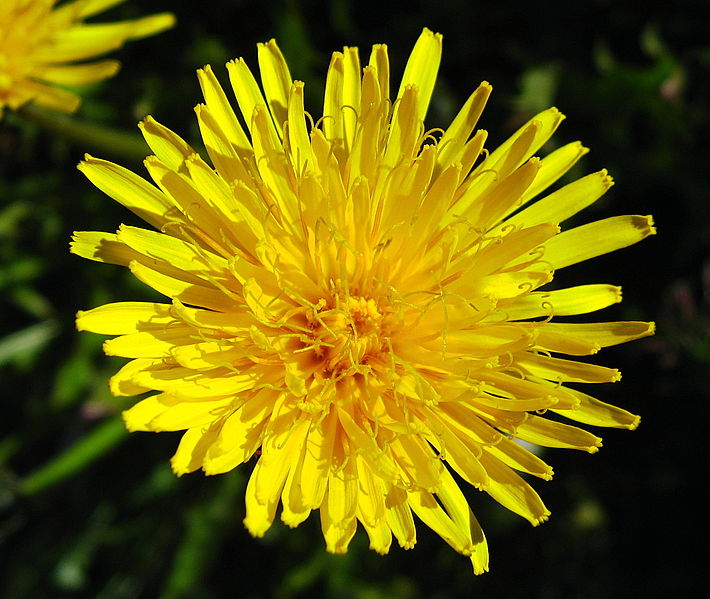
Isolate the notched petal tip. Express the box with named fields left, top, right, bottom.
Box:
left=169, top=460, right=188, bottom=477
left=77, top=154, right=95, bottom=171
left=643, top=214, right=657, bottom=235
left=419, top=26, right=443, bottom=41
left=243, top=517, right=268, bottom=539
left=596, top=168, right=615, bottom=189
left=74, top=309, right=88, bottom=331
left=258, top=38, right=279, bottom=50
left=587, top=436, right=603, bottom=453
left=121, top=409, right=141, bottom=433
left=399, top=539, right=416, bottom=550
left=196, top=64, right=214, bottom=76
left=137, top=114, right=157, bottom=128
left=547, top=106, right=566, bottom=121
left=531, top=510, right=551, bottom=527
left=102, top=337, right=122, bottom=356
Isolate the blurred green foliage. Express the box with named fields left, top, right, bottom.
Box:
left=1, top=0, right=707, bottom=597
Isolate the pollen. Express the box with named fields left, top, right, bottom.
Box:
left=305, top=293, right=397, bottom=377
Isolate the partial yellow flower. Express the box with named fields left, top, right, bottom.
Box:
left=0, top=0, right=175, bottom=115
left=72, top=29, right=655, bottom=573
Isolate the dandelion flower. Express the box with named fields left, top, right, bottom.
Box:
left=72, top=29, right=655, bottom=573
left=0, top=0, right=175, bottom=115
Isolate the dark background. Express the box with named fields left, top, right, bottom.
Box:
left=1, top=0, right=706, bottom=597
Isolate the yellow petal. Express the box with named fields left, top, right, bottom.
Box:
left=478, top=107, right=565, bottom=180
left=109, top=358, right=160, bottom=396
left=508, top=169, right=613, bottom=229
left=138, top=116, right=194, bottom=172
left=502, top=284, right=622, bottom=320
left=286, top=81, right=315, bottom=175
left=117, top=225, right=229, bottom=276
left=9, top=80, right=81, bottom=113
left=255, top=417, right=310, bottom=505
left=296, top=409, right=337, bottom=509
left=129, top=261, right=235, bottom=311
left=516, top=353, right=621, bottom=384
left=477, top=452, right=550, bottom=525
left=436, top=82, right=492, bottom=173
left=367, top=43, right=390, bottom=103
left=171, top=424, right=220, bottom=476
left=385, top=490, right=416, bottom=549
left=341, top=46, right=362, bottom=149
left=406, top=487, right=473, bottom=554
left=196, top=65, right=251, bottom=154
left=476, top=370, right=579, bottom=410
left=517, top=141, right=590, bottom=204
left=244, top=462, right=278, bottom=537
left=383, top=85, right=421, bottom=168
left=103, top=328, right=197, bottom=358
left=320, top=496, right=358, bottom=554
left=121, top=393, right=214, bottom=432
left=257, top=39, right=292, bottom=138
left=280, top=445, right=313, bottom=528
left=554, top=387, right=640, bottom=429
left=56, top=1, right=127, bottom=20
left=326, top=464, right=358, bottom=526
left=436, top=467, right=489, bottom=574
left=34, top=60, right=120, bottom=85
left=541, top=321, right=655, bottom=349
left=322, top=51, right=345, bottom=147
left=396, top=28, right=442, bottom=122
left=78, top=156, right=172, bottom=230
left=423, top=410, right=488, bottom=488
left=203, top=391, right=274, bottom=474
left=171, top=341, right=247, bottom=370
left=147, top=396, right=233, bottom=432
left=355, top=457, right=386, bottom=528
left=70, top=231, right=138, bottom=266
left=134, top=365, right=257, bottom=398
left=358, top=512, right=392, bottom=555
left=36, top=14, right=174, bottom=63
left=193, top=104, right=252, bottom=186
left=545, top=215, right=656, bottom=269
left=390, top=435, right=442, bottom=492
left=226, top=57, right=277, bottom=139
left=451, top=157, right=541, bottom=229
left=512, top=414, right=603, bottom=453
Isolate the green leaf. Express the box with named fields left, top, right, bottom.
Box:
left=0, top=320, right=58, bottom=367
left=19, top=418, right=127, bottom=496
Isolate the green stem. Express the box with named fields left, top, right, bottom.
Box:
left=17, top=105, right=147, bottom=161
left=19, top=417, right=127, bottom=497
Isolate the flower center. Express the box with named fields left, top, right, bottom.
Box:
left=307, top=295, right=394, bottom=376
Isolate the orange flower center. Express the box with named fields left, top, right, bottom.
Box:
left=307, top=295, right=396, bottom=376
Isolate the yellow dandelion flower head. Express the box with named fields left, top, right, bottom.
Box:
left=72, top=28, right=655, bottom=573
left=0, top=0, right=175, bottom=115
